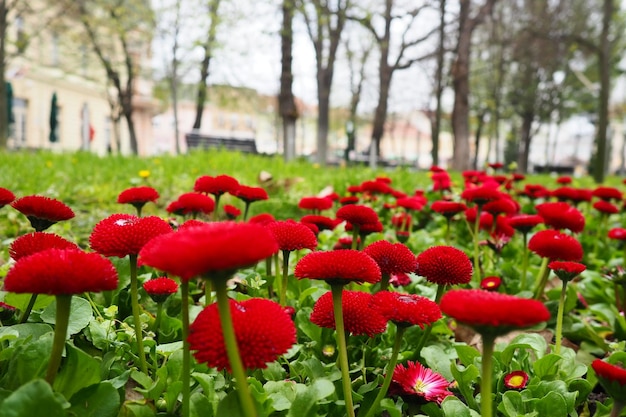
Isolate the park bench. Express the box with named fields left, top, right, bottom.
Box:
left=185, top=133, right=258, bottom=154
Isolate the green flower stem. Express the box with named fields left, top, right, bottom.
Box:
left=379, top=273, right=390, bottom=293
left=610, top=401, right=625, bottom=417
left=129, top=254, right=148, bottom=375
left=362, top=326, right=406, bottom=417
left=533, top=257, right=550, bottom=299
left=180, top=280, right=191, bottom=417
left=331, top=284, right=356, bottom=417
left=19, top=293, right=38, bottom=323
left=204, top=280, right=213, bottom=306
left=351, top=225, right=360, bottom=250
left=444, top=218, right=451, bottom=245
left=521, top=233, right=529, bottom=291
left=280, top=250, right=291, bottom=306
left=214, top=278, right=257, bottom=417
left=154, top=302, right=164, bottom=343
left=554, top=280, right=568, bottom=355
left=213, top=194, right=222, bottom=220
left=480, top=334, right=495, bottom=417
left=473, top=206, right=482, bottom=282
left=593, top=214, right=607, bottom=259
left=623, top=243, right=626, bottom=264
left=413, top=284, right=446, bottom=358
left=136, top=205, right=143, bottom=217
left=243, top=202, right=251, bottom=221
left=45, top=294, right=72, bottom=385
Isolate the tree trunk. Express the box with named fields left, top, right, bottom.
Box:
left=279, top=0, right=298, bottom=161
left=121, top=91, right=138, bottom=155
left=517, top=112, right=534, bottom=173
left=592, top=0, right=613, bottom=183
left=192, top=0, right=221, bottom=131
left=432, top=0, right=446, bottom=167
left=473, top=110, right=487, bottom=169
left=451, top=0, right=496, bottom=171
left=316, top=73, right=330, bottom=165
left=0, top=2, right=8, bottom=150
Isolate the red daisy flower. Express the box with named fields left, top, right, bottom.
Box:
left=520, top=184, right=550, bottom=200
left=333, top=236, right=358, bottom=250
left=371, top=291, right=441, bottom=328
left=301, top=221, right=320, bottom=235
left=178, top=219, right=209, bottom=230
left=391, top=212, right=412, bottom=230
left=488, top=162, right=504, bottom=170
left=572, top=188, right=593, bottom=204
left=360, top=180, right=393, bottom=195
left=389, top=272, right=412, bottom=287
left=234, top=185, right=269, bottom=203
left=188, top=298, right=296, bottom=371
left=550, top=186, right=576, bottom=202
left=9, top=232, right=79, bottom=261
left=431, top=171, right=452, bottom=191
left=0, top=187, right=15, bottom=208
left=11, top=195, right=75, bottom=231
left=548, top=261, right=586, bottom=282
left=363, top=240, right=417, bottom=276
left=267, top=220, right=318, bottom=252
left=440, top=289, right=550, bottom=335
left=90, top=214, right=173, bottom=258
left=536, top=202, right=585, bottom=233
left=431, top=201, right=467, bottom=218
left=592, top=186, right=623, bottom=201
left=480, top=276, right=502, bottom=291
left=248, top=213, right=276, bottom=225
left=416, top=246, right=473, bottom=286
left=298, top=196, right=334, bottom=212
left=300, top=214, right=340, bottom=231
left=4, top=248, right=118, bottom=295
left=344, top=220, right=383, bottom=235
left=339, top=196, right=360, bottom=205
left=511, top=173, right=526, bottom=182
left=117, top=186, right=159, bottom=207
left=461, top=185, right=501, bottom=205
left=528, top=229, right=583, bottom=261
left=139, top=221, right=279, bottom=281
left=310, top=290, right=387, bottom=336
left=167, top=192, right=215, bottom=216
left=347, top=185, right=363, bottom=194
left=143, top=277, right=179, bottom=303
left=193, top=174, right=239, bottom=197
left=396, top=196, right=426, bottom=212
left=592, top=358, right=626, bottom=386
left=391, top=361, right=453, bottom=404
left=482, top=197, right=518, bottom=217
left=223, top=204, right=241, bottom=220
left=506, top=214, right=543, bottom=234
left=556, top=176, right=572, bottom=185
left=504, top=370, right=529, bottom=389
left=336, top=204, right=379, bottom=227
left=294, top=250, right=381, bottom=285
left=464, top=207, right=494, bottom=231
left=593, top=200, right=620, bottom=215
left=608, top=227, right=626, bottom=240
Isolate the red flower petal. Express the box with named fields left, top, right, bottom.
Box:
left=268, top=220, right=318, bottom=252
left=371, top=291, right=441, bottom=328
left=9, top=232, right=79, bottom=261
left=528, top=229, right=583, bottom=261
left=294, top=250, right=381, bottom=284
left=363, top=240, right=417, bottom=276
left=117, top=186, right=159, bottom=205
left=310, top=290, right=387, bottom=336
left=416, top=246, right=473, bottom=286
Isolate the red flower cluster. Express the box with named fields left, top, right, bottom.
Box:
left=300, top=214, right=340, bottom=231
left=117, top=186, right=159, bottom=206
left=336, top=204, right=379, bottom=227
left=506, top=214, right=543, bottom=234
left=234, top=185, right=269, bottom=203
left=294, top=250, right=381, bottom=284
left=431, top=201, right=467, bottom=218
left=363, top=240, right=417, bottom=276
left=528, top=229, right=583, bottom=261
left=298, top=196, right=334, bottom=212
left=143, top=277, right=179, bottom=303
left=440, top=289, right=550, bottom=335
left=608, top=227, right=626, bottom=240
left=223, top=204, right=241, bottom=220
left=11, top=195, right=75, bottom=231
left=520, top=184, right=550, bottom=200
left=0, top=187, right=15, bottom=208
left=548, top=261, right=586, bottom=282
left=267, top=220, right=318, bottom=252
left=9, top=232, right=79, bottom=261
left=339, top=196, right=360, bottom=205
left=90, top=214, right=173, bottom=258
left=4, top=248, right=118, bottom=295
left=248, top=213, right=276, bottom=225
left=416, top=246, right=473, bottom=286
left=371, top=291, right=441, bottom=328
left=188, top=298, right=296, bottom=371
left=461, top=185, right=501, bottom=205
left=592, top=186, right=622, bottom=201
left=535, top=202, right=585, bottom=233
left=139, top=221, right=279, bottom=281
left=593, top=200, right=619, bottom=215
left=166, top=192, right=215, bottom=216
left=310, top=290, right=387, bottom=336
left=193, top=174, right=239, bottom=197
left=396, top=196, right=426, bottom=212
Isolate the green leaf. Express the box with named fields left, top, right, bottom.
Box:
left=0, top=379, right=69, bottom=417
left=3, top=323, right=53, bottom=341
left=118, top=402, right=156, bottom=417
left=532, top=354, right=562, bottom=379
left=454, top=344, right=480, bottom=367
left=287, top=378, right=335, bottom=417
left=498, top=390, right=524, bottom=417
left=69, top=381, right=120, bottom=417
left=4, top=293, right=54, bottom=312
left=422, top=344, right=457, bottom=381
left=450, top=363, right=479, bottom=411
left=190, top=392, right=214, bottom=417
left=216, top=391, right=245, bottom=417
left=440, top=396, right=481, bottom=417
left=535, top=391, right=568, bottom=417
left=264, top=380, right=298, bottom=411
left=0, top=332, right=53, bottom=389
left=41, top=297, right=94, bottom=336
left=53, top=343, right=101, bottom=399
left=262, top=361, right=287, bottom=381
